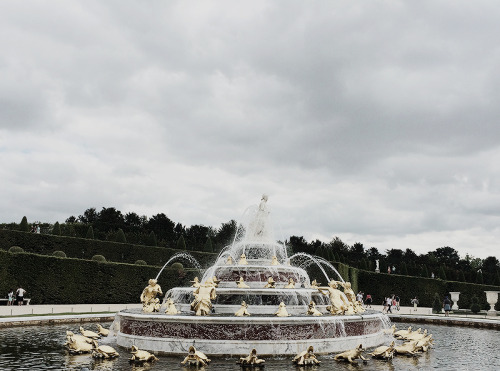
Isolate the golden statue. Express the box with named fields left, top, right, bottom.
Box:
left=92, top=345, right=119, bottom=359
left=80, top=326, right=100, bottom=339
left=264, top=277, right=276, bottom=288
left=165, top=298, right=179, bottom=315
left=404, top=329, right=428, bottom=341
left=238, top=349, right=265, bottom=365
left=237, top=276, right=250, bottom=288
left=368, top=341, right=395, bottom=360
left=394, top=326, right=412, bottom=338
left=271, top=256, right=279, bottom=265
left=140, top=278, right=163, bottom=312
left=191, top=277, right=201, bottom=288
left=65, top=331, right=96, bottom=354
left=317, top=281, right=348, bottom=315
left=336, top=281, right=365, bottom=313
left=191, top=279, right=217, bottom=316
left=307, top=301, right=322, bottom=316
left=394, top=341, right=418, bottom=355
left=333, top=344, right=368, bottom=364
left=275, top=301, right=290, bottom=317
left=96, top=324, right=109, bottom=337
left=310, top=279, right=320, bottom=289
left=412, top=334, right=433, bottom=353
left=226, top=255, right=233, bottom=265
left=293, top=346, right=321, bottom=365
left=239, top=253, right=248, bottom=265
left=181, top=346, right=211, bottom=367
left=285, top=277, right=295, bottom=289
left=235, top=301, right=251, bottom=316
left=212, top=276, right=221, bottom=287
left=129, top=345, right=159, bottom=363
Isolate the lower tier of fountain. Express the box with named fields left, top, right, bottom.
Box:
left=115, top=309, right=390, bottom=356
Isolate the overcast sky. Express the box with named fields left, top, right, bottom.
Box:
left=1, top=1, right=500, bottom=259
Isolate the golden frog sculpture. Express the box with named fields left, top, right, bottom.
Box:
left=165, top=298, right=179, bottom=315
left=238, top=349, right=265, bottom=365
left=65, top=331, right=96, bottom=354
left=334, top=344, right=368, bottom=364
left=275, top=301, right=290, bottom=317
left=237, top=276, right=250, bottom=288
left=181, top=346, right=211, bottom=367
left=96, top=324, right=109, bottom=337
left=264, top=277, right=276, bottom=288
left=239, top=253, right=248, bottom=265
left=235, top=301, right=251, bottom=316
left=306, top=301, right=323, bottom=316
left=190, top=278, right=217, bottom=316
left=129, top=345, right=159, bottom=363
left=285, top=278, right=295, bottom=289
left=293, top=346, right=321, bottom=365
left=317, top=280, right=348, bottom=315
left=92, top=344, right=119, bottom=359
left=270, top=256, right=279, bottom=265
left=368, top=341, right=395, bottom=360
left=226, top=255, right=233, bottom=265
left=140, top=278, right=163, bottom=313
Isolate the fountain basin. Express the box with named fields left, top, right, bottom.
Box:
left=116, top=309, right=388, bottom=355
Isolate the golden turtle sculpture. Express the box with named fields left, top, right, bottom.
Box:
left=96, top=324, right=109, bottom=337
left=368, top=341, right=395, bottom=360
left=334, top=344, right=368, bottom=364
left=180, top=346, right=211, bottom=367
left=293, top=346, right=321, bottom=365
left=129, top=345, right=159, bottom=363
left=394, top=326, right=412, bottom=338
left=237, top=348, right=265, bottom=366
left=394, top=341, right=418, bottom=356
left=65, top=332, right=96, bottom=354
left=80, top=326, right=100, bottom=340
left=92, top=344, right=120, bottom=359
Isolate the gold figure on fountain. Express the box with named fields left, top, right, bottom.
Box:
left=226, top=255, right=233, bottom=265
left=165, top=298, right=179, bottom=315
left=239, top=253, right=248, bottom=265
left=285, top=277, right=295, bottom=288
left=181, top=346, right=211, bottom=367
left=191, top=278, right=217, bottom=316
left=275, top=301, right=290, bottom=317
left=65, top=331, right=96, bottom=354
left=235, top=301, right=251, bottom=316
left=129, top=345, right=159, bottom=364
left=238, top=349, right=265, bottom=366
left=368, top=341, right=395, bottom=360
left=334, top=344, right=368, bottom=364
left=237, top=276, right=250, bottom=288
left=92, top=344, right=120, bottom=359
left=96, top=324, right=109, bottom=337
left=212, top=276, right=221, bottom=287
left=140, top=278, right=163, bottom=313
left=80, top=326, right=100, bottom=339
left=336, top=281, right=365, bottom=313
left=271, top=255, right=279, bottom=265
left=307, top=301, right=323, bottom=316
left=264, top=277, right=276, bottom=288
left=310, top=279, right=320, bottom=289
left=317, top=280, right=348, bottom=315
left=191, top=277, right=201, bottom=288
left=293, top=346, right=321, bottom=365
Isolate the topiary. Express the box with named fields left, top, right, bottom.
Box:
left=135, top=260, right=147, bottom=265
left=432, top=293, right=442, bottom=313
left=8, top=246, right=24, bottom=253
left=171, top=262, right=184, bottom=271
left=470, top=296, right=481, bottom=314
left=92, top=254, right=107, bottom=262
left=52, top=250, right=67, bottom=258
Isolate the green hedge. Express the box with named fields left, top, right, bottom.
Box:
left=0, top=229, right=216, bottom=268
left=0, top=250, right=196, bottom=304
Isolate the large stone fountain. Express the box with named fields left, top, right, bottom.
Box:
left=115, top=196, right=390, bottom=355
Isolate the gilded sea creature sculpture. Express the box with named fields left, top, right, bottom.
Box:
left=368, top=341, right=395, bottom=360
left=92, top=344, right=120, bottom=359
left=412, top=334, right=434, bottom=353
left=181, top=346, right=211, bottom=367
left=310, top=279, right=320, bottom=289
left=129, top=345, right=159, bottom=363
left=264, top=277, right=276, bottom=288
left=238, top=348, right=265, bottom=366
left=317, top=281, right=348, bottom=315
left=190, top=278, right=217, bottom=316
left=239, top=253, right=248, bottom=265
left=212, top=276, right=221, bottom=287
left=275, top=301, right=290, bottom=317
left=191, top=277, right=201, bottom=288
left=383, top=324, right=396, bottom=335
left=394, top=341, right=418, bottom=355
left=235, top=301, right=251, bottom=316
left=226, top=255, right=233, bottom=264
left=293, top=346, right=321, bottom=365
left=403, top=329, right=428, bottom=341
left=334, top=344, right=368, bottom=364
left=165, top=298, right=179, bottom=315
left=270, top=255, right=279, bottom=265
left=285, top=277, right=295, bottom=289
left=336, top=281, right=364, bottom=314
left=394, top=326, right=412, bottom=338
left=237, top=276, right=250, bottom=288
left=65, top=332, right=96, bottom=354
left=306, top=301, right=323, bottom=316
left=96, top=324, right=109, bottom=337
left=140, top=278, right=163, bottom=313
left=80, top=326, right=100, bottom=340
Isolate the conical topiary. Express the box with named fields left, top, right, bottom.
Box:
left=52, top=222, right=61, bottom=236
left=115, top=228, right=127, bottom=243
left=20, top=216, right=29, bottom=232
left=86, top=225, right=94, bottom=239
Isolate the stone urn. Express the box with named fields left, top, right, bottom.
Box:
left=449, top=292, right=460, bottom=311
left=484, top=291, right=500, bottom=316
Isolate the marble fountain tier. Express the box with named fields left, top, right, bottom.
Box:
left=115, top=196, right=390, bottom=356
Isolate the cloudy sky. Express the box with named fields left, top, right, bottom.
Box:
left=1, top=1, right=500, bottom=259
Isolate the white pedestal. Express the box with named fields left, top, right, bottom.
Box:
left=449, top=292, right=460, bottom=311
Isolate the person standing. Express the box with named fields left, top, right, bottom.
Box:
left=16, top=287, right=26, bottom=306
left=395, top=295, right=400, bottom=311
left=411, top=296, right=419, bottom=312
left=386, top=296, right=393, bottom=313
left=443, top=296, right=452, bottom=317
left=365, top=294, right=372, bottom=308
left=7, top=289, right=14, bottom=306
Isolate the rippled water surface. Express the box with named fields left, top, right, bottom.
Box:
left=0, top=321, right=499, bottom=370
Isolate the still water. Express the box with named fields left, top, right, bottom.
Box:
left=0, top=321, right=499, bottom=370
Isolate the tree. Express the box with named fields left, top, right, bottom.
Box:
left=115, top=228, right=127, bottom=243
left=433, top=246, right=460, bottom=266
left=349, top=242, right=365, bottom=262
left=400, top=261, right=408, bottom=275
left=438, top=265, right=447, bottom=280
left=65, top=216, right=77, bottom=223
left=146, top=231, right=157, bottom=246
left=288, top=236, right=309, bottom=254
left=177, top=235, right=187, bottom=250
left=420, top=264, right=429, bottom=278
left=95, top=207, right=124, bottom=233
left=476, top=270, right=484, bottom=284
left=124, top=212, right=145, bottom=233
left=458, top=270, right=466, bottom=282
left=78, top=208, right=98, bottom=224
left=216, top=220, right=238, bottom=247
left=432, top=293, right=442, bottom=313
left=19, top=216, right=29, bottom=232
left=147, top=213, right=175, bottom=243
left=52, top=222, right=61, bottom=236
left=203, top=237, right=213, bottom=253
left=86, top=225, right=94, bottom=239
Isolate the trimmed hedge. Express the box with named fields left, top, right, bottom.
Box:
left=0, top=250, right=197, bottom=304
left=0, top=229, right=216, bottom=268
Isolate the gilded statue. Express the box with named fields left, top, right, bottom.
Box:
left=368, top=341, right=395, bottom=360
left=293, top=346, right=321, bottom=365
left=306, top=301, right=322, bottom=316
left=191, top=277, right=201, bottom=288
left=190, top=279, right=217, bottom=316
left=140, top=278, right=163, bottom=313
left=235, top=301, right=251, bottom=316
left=336, top=281, right=365, bottom=313
left=264, top=277, right=276, bottom=288
left=310, top=279, right=320, bottom=289
left=238, top=349, right=265, bottom=365
left=394, top=326, right=412, bottom=338
left=92, top=345, right=119, bottom=359
left=285, top=278, right=295, bottom=289
left=271, top=256, right=279, bottom=265
left=65, top=331, right=95, bottom=354
left=237, top=276, right=250, bottom=288
left=165, top=298, right=179, bottom=315
left=129, top=345, right=159, bottom=363
left=181, top=346, right=211, bottom=367
left=239, top=253, right=248, bottom=265
left=275, top=301, right=290, bottom=317
left=333, top=344, right=368, bottom=364
left=226, top=255, right=233, bottom=265
left=394, top=341, right=418, bottom=355
left=80, top=326, right=100, bottom=339
left=317, top=280, right=348, bottom=315
left=96, top=324, right=109, bottom=337
left=212, top=276, right=221, bottom=287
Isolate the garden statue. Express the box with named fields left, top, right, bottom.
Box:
left=237, top=276, right=250, bottom=288
left=310, top=279, right=320, bottom=289
left=264, top=277, right=276, bottom=288
left=92, top=345, right=120, bottom=359
left=65, top=331, right=96, bottom=354
left=181, top=346, right=211, bottom=366
left=238, top=349, right=265, bottom=365
left=190, top=278, right=217, bottom=316
left=317, top=280, right=348, bottom=315
left=96, top=324, right=109, bottom=337
left=191, top=277, right=201, bottom=288
left=239, top=253, right=248, bottom=265
left=275, top=301, right=290, bottom=317
left=394, top=341, right=418, bottom=355
left=80, top=326, right=100, bottom=339
left=212, top=276, right=221, bottom=287
left=293, top=346, right=321, bottom=365
left=394, top=326, right=412, bottom=338
left=226, top=255, right=233, bottom=265
left=375, top=259, right=380, bottom=272
left=140, top=278, right=163, bottom=312
left=306, top=301, right=323, bottom=316
left=129, top=345, right=158, bottom=363
left=368, top=341, right=395, bottom=360
left=165, top=298, right=179, bottom=315
left=235, top=301, right=251, bottom=316
left=334, top=344, right=368, bottom=364
left=337, top=281, right=365, bottom=313
left=271, top=256, right=279, bottom=265
left=285, top=277, right=295, bottom=288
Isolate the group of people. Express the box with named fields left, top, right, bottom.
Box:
left=352, top=291, right=373, bottom=308
left=6, top=287, right=26, bottom=306
left=382, top=294, right=401, bottom=313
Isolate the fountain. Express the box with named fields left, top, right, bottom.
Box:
left=115, top=196, right=390, bottom=355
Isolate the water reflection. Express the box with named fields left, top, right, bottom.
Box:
left=0, top=321, right=499, bottom=370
